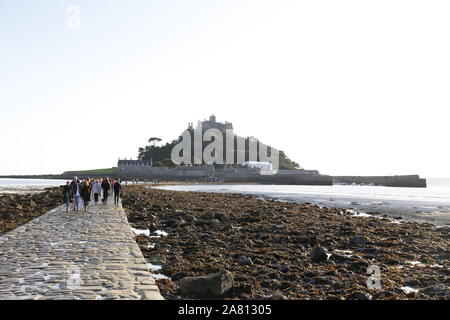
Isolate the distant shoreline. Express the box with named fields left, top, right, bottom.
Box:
left=0, top=173, right=428, bottom=188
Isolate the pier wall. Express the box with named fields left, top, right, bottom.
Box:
left=216, top=172, right=333, bottom=185
left=334, top=175, right=427, bottom=188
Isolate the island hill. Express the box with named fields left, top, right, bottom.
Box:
left=4, top=115, right=426, bottom=188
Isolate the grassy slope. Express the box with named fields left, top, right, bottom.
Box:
left=64, top=167, right=118, bottom=175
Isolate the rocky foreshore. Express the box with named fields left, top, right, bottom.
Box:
left=0, top=187, right=62, bottom=235
left=122, top=186, right=449, bottom=300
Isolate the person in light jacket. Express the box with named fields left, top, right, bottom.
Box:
left=92, top=179, right=102, bottom=204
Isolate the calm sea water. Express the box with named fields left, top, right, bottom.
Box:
left=157, top=182, right=450, bottom=226
left=0, top=179, right=67, bottom=186
left=0, top=178, right=66, bottom=194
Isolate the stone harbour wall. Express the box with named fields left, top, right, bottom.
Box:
left=334, top=175, right=427, bottom=188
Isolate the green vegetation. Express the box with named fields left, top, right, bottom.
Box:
left=137, top=132, right=301, bottom=170
left=64, top=167, right=118, bottom=175
left=279, top=151, right=301, bottom=170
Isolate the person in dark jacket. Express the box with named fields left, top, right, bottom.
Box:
left=80, top=180, right=91, bottom=212
left=62, top=181, right=73, bottom=213
left=71, top=178, right=82, bottom=211
left=70, top=176, right=78, bottom=202
left=113, top=179, right=122, bottom=205
left=101, top=178, right=110, bottom=204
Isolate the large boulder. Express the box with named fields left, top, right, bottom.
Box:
left=349, top=260, right=369, bottom=274
left=0, top=212, right=15, bottom=220
left=346, top=292, right=372, bottom=300
left=239, top=256, right=254, bottom=265
left=350, top=236, right=366, bottom=246
left=310, top=246, right=328, bottom=263
left=179, top=270, right=234, bottom=297
left=437, top=251, right=450, bottom=261
left=329, top=253, right=349, bottom=263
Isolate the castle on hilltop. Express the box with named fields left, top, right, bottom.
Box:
left=188, top=115, right=233, bottom=132
left=116, top=114, right=334, bottom=185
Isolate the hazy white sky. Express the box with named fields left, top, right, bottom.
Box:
left=0, top=0, right=449, bottom=177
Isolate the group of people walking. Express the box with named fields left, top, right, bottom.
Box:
left=62, top=177, right=122, bottom=212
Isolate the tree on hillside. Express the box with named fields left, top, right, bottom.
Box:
left=148, top=137, right=162, bottom=147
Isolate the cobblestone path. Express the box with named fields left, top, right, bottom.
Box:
left=0, top=199, right=163, bottom=300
